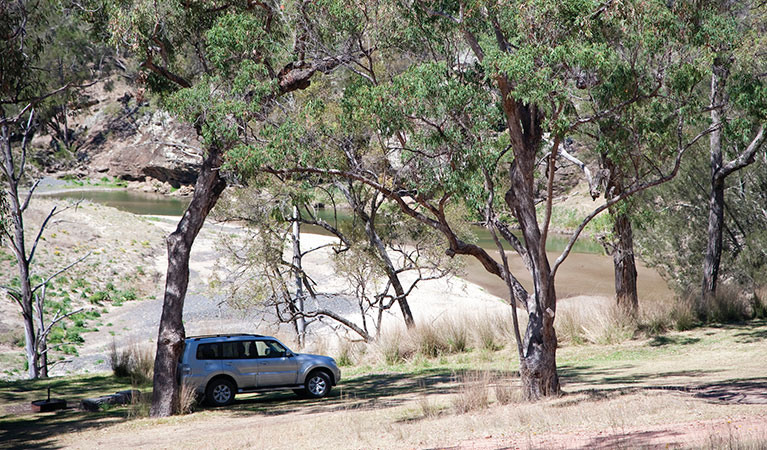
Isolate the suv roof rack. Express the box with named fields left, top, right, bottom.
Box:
left=186, top=333, right=265, bottom=340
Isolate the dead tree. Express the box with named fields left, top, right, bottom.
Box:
left=1, top=109, right=90, bottom=378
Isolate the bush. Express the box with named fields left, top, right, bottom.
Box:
left=178, top=381, right=199, bottom=415
left=109, top=341, right=154, bottom=385
left=696, top=285, right=753, bottom=324
left=752, top=290, right=767, bottom=320
left=375, top=328, right=412, bottom=365
left=412, top=322, right=449, bottom=358
left=452, top=371, right=491, bottom=413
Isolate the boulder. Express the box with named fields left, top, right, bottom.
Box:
left=80, top=390, right=142, bottom=412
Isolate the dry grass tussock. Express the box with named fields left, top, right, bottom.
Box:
left=178, top=381, right=199, bottom=415
left=694, top=285, right=767, bottom=324
left=126, top=390, right=151, bottom=419
left=637, top=284, right=767, bottom=336
left=556, top=284, right=767, bottom=347
left=368, top=310, right=526, bottom=364
left=701, top=428, right=767, bottom=450
left=414, top=370, right=522, bottom=417
left=451, top=371, right=491, bottom=413
left=109, top=341, right=154, bottom=385
left=339, top=284, right=767, bottom=364
left=557, top=298, right=635, bottom=345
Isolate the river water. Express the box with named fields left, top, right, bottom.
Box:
left=43, top=188, right=673, bottom=303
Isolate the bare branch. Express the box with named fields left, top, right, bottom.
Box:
left=39, top=308, right=85, bottom=341
left=20, top=179, right=41, bottom=213
left=551, top=124, right=720, bottom=277
left=719, top=124, right=766, bottom=178
left=27, top=207, right=57, bottom=265
left=17, top=109, right=35, bottom=178
left=32, top=252, right=92, bottom=295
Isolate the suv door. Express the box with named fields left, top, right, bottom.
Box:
left=255, top=340, right=299, bottom=387
left=191, top=342, right=223, bottom=381
left=219, top=341, right=259, bottom=389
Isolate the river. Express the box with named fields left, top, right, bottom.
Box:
left=43, top=188, right=673, bottom=303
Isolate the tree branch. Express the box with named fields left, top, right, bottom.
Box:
left=32, top=252, right=92, bottom=295
left=550, top=123, right=720, bottom=277
left=719, top=124, right=766, bottom=179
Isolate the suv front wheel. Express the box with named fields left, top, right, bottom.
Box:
left=305, top=371, right=331, bottom=399
left=205, top=378, right=236, bottom=406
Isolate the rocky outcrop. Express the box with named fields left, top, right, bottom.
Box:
left=33, top=78, right=204, bottom=187
left=86, top=107, right=203, bottom=187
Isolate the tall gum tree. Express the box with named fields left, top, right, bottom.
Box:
left=230, top=0, right=709, bottom=399
left=102, top=0, right=374, bottom=416
left=698, top=0, right=767, bottom=301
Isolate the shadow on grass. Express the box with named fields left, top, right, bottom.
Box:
left=583, top=428, right=686, bottom=449
left=0, top=374, right=144, bottom=450
left=655, top=377, right=767, bottom=405
left=0, top=407, right=126, bottom=450
left=648, top=335, right=701, bottom=347
left=735, top=328, right=767, bottom=344
left=223, top=368, right=519, bottom=418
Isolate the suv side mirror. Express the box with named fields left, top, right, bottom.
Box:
left=285, top=350, right=294, bottom=357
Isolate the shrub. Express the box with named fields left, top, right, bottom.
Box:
left=494, top=381, right=521, bottom=405
left=752, top=290, right=767, bottom=320
left=452, top=371, right=491, bottom=413
left=412, top=322, right=448, bottom=358
left=375, top=328, right=412, bottom=365
left=696, top=285, right=752, bottom=324
left=88, top=291, right=110, bottom=305
left=109, top=341, right=154, bottom=385
left=178, top=381, right=198, bottom=415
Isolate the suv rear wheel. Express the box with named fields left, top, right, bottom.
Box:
left=305, top=371, right=331, bottom=398
left=205, top=378, right=235, bottom=406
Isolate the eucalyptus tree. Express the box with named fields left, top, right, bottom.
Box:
left=230, top=0, right=710, bottom=399
left=697, top=0, right=767, bottom=301
left=101, top=0, right=374, bottom=416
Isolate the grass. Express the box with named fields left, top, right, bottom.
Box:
left=1, top=321, right=765, bottom=449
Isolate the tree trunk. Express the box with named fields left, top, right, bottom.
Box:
left=36, top=296, right=49, bottom=378
left=702, top=178, right=725, bottom=300
left=338, top=184, right=416, bottom=328
left=292, top=205, right=306, bottom=348
left=604, top=158, right=639, bottom=315
left=150, top=146, right=227, bottom=417
left=702, top=57, right=728, bottom=301
left=518, top=281, right=560, bottom=399
left=22, top=311, right=38, bottom=378
left=505, top=146, right=560, bottom=400
left=611, top=211, right=638, bottom=315
left=2, top=130, right=39, bottom=379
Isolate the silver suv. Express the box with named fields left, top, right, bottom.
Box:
left=178, top=334, right=341, bottom=406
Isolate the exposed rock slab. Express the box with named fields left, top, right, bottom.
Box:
left=80, top=390, right=142, bottom=411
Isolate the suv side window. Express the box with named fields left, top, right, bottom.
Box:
left=196, top=343, right=219, bottom=360
left=253, top=340, right=287, bottom=358
left=196, top=341, right=259, bottom=359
